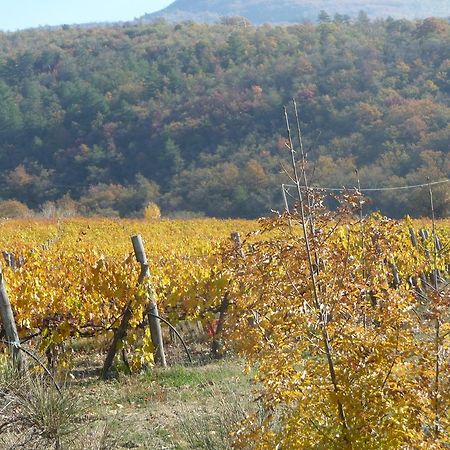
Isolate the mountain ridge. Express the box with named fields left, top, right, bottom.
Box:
left=142, top=0, right=450, bottom=24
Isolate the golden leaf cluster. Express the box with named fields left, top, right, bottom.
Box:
left=222, top=213, right=449, bottom=449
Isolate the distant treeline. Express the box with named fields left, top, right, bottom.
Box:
left=0, top=16, right=448, bottom=218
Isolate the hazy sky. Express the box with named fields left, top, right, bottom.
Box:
left=0, top=0, right=174, bottom=31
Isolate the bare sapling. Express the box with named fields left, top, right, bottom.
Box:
left=284, top=104, right=351, bottom=443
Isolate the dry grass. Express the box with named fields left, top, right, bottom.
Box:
left=0, top=357, right=254, bottom=449
left=0, top=368, right=83, bottom=449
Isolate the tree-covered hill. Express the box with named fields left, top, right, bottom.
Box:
left=0, top=17, right=448, bottom=218
left=143, top=0, right=450, bottom=24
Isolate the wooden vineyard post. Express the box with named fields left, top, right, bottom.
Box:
left=212, top=232, right=244, bottom=357
left=102, top=302, right=132, bottom=379
left=131, top=235, right=167, bottom=368
left=2, top=252, right=14, bottom=270
left=102, top=235, right=167, bottom=378
left=0, top=266, right=24, bottom=371
left=212, top=293, right=230, bottom=358
left=390, top=262, right=401, bottom=288
left=409, top=227, right=427, bottom=296
left=231, top=232, right=245, bottom=258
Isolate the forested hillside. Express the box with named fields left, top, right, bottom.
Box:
left=144, top=0, right=450, bottom=24
left=0, top=17, right=448, bottom=218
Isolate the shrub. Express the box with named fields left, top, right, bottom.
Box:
left=144, top=202, right=161, bottom=219
left=0, top=199, right=32, bottom=218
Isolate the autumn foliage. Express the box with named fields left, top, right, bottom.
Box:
left=0, top=18, right=449, bottom=218
left=0, top=218, right=254, bottom=369
left=0, top=213, right=448, bottom=446
left=220, top=198, right=449, bottom=448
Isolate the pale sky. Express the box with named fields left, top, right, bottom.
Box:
left=0, top=0, right=175, bottom=31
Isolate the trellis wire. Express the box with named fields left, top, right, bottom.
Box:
left=281, top=179, right=450, bottom=212
left=282, top=178, right=449, bottom=193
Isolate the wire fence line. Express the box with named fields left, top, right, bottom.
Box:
left=281, top=178, right=449, bottom=213
left=282, top=178, right=449, bottom=193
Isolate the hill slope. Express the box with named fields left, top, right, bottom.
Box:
left=143, top=0, right=450, bottom=24
left=0, top=19, right=448, bottom=218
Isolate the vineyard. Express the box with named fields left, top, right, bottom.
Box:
left=0, top=218, right=256, bottom=368
left=0, top=213, right=449, bottom=448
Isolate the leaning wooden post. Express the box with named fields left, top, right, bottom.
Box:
left=212, top=293, right=230, bottom=358
left=101, top=302, right=132, bottom=379
left=0, top=266, right=24, bottom=371
left=212, top=232, right=243, bottom=357
left=131, top=235, right=167, bottom=367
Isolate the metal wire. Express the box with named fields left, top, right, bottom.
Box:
left=282, top=179, right=449, bottom=193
